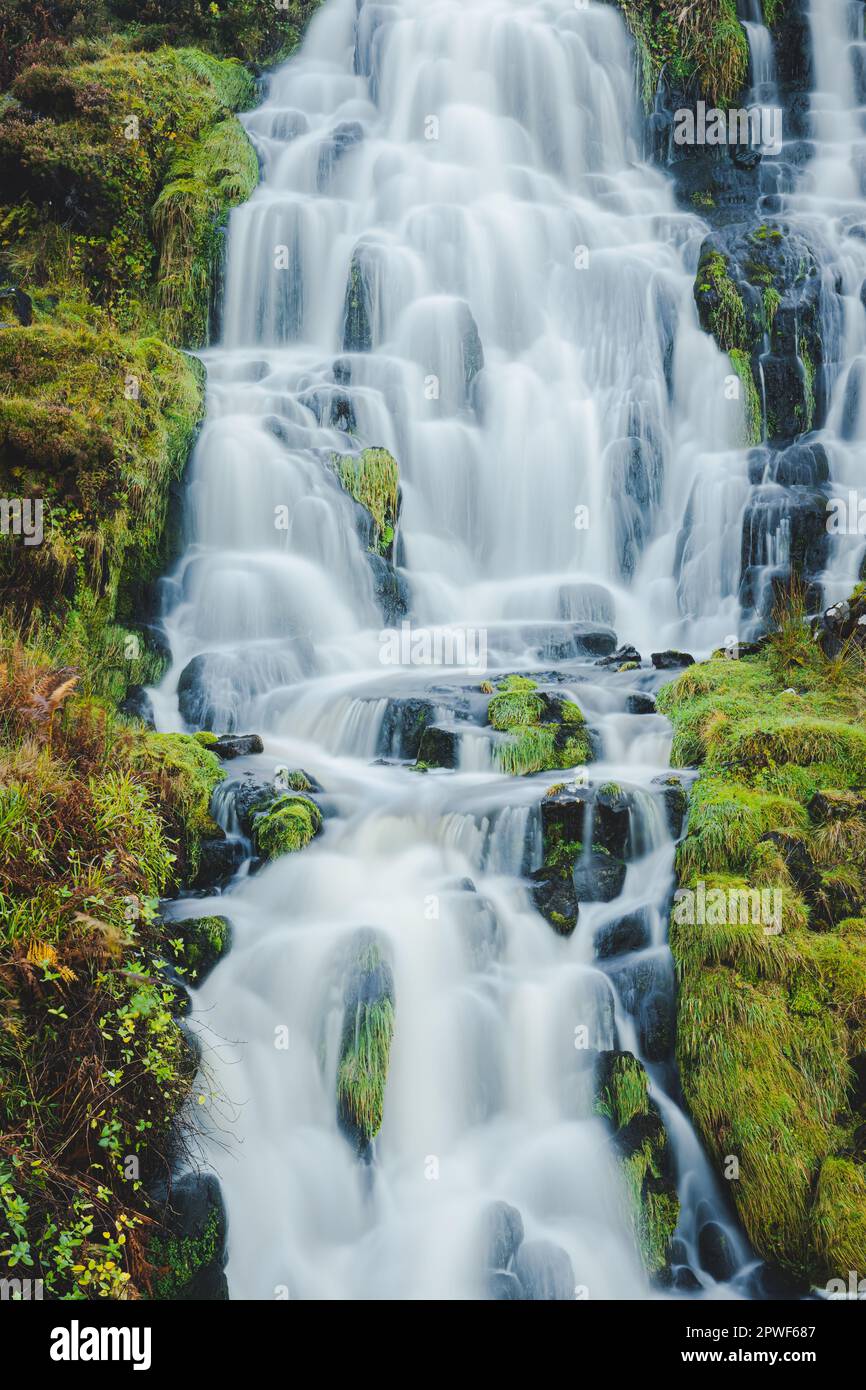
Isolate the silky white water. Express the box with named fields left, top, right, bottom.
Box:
left=144, top=0, right=854, bottom=1299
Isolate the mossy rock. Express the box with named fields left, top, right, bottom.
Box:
left=594, top=1051, right=679, bottom=1276
left=147, top=1171, right=228, bottom=1300
left=336, top=930, right=395, bottom=1155
left=333, top=446, right=400, bottom=558
left=487, top=676, right=593, bottom=775
left=130, top=731, right=225, bottom=885
left=168, top=914, right=232, bottom=987
left=252, top=793, right=322, bottom=861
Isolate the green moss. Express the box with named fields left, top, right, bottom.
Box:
left=595, top=1052, right=649, bottom=1130
left=614, top=0, right=748, bottom=108
left=797, top=336, right=816, bottom=432
left=252, top=793, right=322, bottom=861
left=660, top=606, right=866, bottom=1281
left=594, top=1053, right=679, bottom=1275
left=812, top=1157, right=866, bottom=1283
left=0, top=326, right=205, bottom=665
left=488, top=688, right=545, bottom=731
left=148, top=1204, right=221, bottom=1300
left=677, top=778, right=807, bottom=878
left=696, top=251, right=749, bottom=353
left=335, top=447, right=399, bottom=556
left=336, top=936, right=395, bottom=1150
left=167, top=914, right=231, bottom=985
left=488, top=676, right=592, bottom=774
left=154, top=114, right=258, bottom=347
left=130, top=731, right=224, bottom=882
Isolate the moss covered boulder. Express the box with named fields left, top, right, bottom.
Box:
left=168, top=914, right=232, bottom=987
left=336, top=930, right=395, bottom=1157
left=488, top=675, right=592, bottom=775
left=594, top=1050, right=679, bottom=1278
left=333, top=446, right=400, bottom=559
left=252, top=792, right=322, bottom=861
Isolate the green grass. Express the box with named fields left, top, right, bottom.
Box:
left=660, top=602, right=866, bottom=1282
left=614, top=0, right=748, bottom=108
left=487, top=676, right=593, bottom=775
left=335, top=448, right=400, bottom=556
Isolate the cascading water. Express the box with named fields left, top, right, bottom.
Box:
left=148, top=0, right=814, bottom=1299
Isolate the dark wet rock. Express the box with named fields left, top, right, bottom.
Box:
left=693, top=223, right=837, bottom=443
left=673, top=1265, right=703, bottom=1292
left=698, top=1221, right=737, bottom=1283
left=840, top=357, right=866, bottom=440
left=317, top=119, right=364, bottom=187
left=652, top=775, right=689, bottom=838
left=572, top=849, right=626, bottom=903
left=651, top=650, right=695, bottom=670
left=766, top=441, right=830, bottom=486
left=367, top=552, right=410, bottom=625
left=513, top=1239, right=575, bottom=1301
left=640, top=990, right=676, bottom=1063
left=540, top=784, right=590, bottom=851
left=342, top=241, right=378, bottom=352
left=455, top=299, right=485, bottom=399
left=529, top=868, right=578, bottom=936
left=626, top=691, right=656, bottom=715
left=210, top=734, right=264, bottom=760
left=484, top=1200, right=524, bottom=1271
left=595, top=910, right=651, bottom=959
left=118, top=684, right=155, bottom=729
left=608, top=433, right=664, bottom=579
left=378, top=697, right=436, bottom=760
left=606, top=954, right=675, bottom=1063
left=0, top=283, right=33, bottom=326
left=811, top=589, right=866, bottom=657
left=177, top=647, right=314, bottom=732
left=759, top=829, right=822, bottom=905
left=597, top=643, right=642, bottom=668
left=592, top=783, right=631, bottom=857
left=512, top=622, right=617, bottom=661
left=808, top=788, right=866, bottom=823
left=147, top=1171, right=228, bottom=1300
left=416, top=724, right=459, bottom=769
left=740, top=486, right=830, bottom=616
left=848, top=1053, right=866, bottom=1112
left=192, top=835, right=245, bottom=891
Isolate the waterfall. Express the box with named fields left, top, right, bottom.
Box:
left=148, top=0, right=856, bottom=1300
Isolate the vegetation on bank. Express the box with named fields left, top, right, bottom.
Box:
left=0, top=3, right=324, bottom=1300
left=613, top=0, right=749, bottom=108
left=0, top=645, right=226, bottom=1297
left=658, top=592, right=866, bottom=1285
